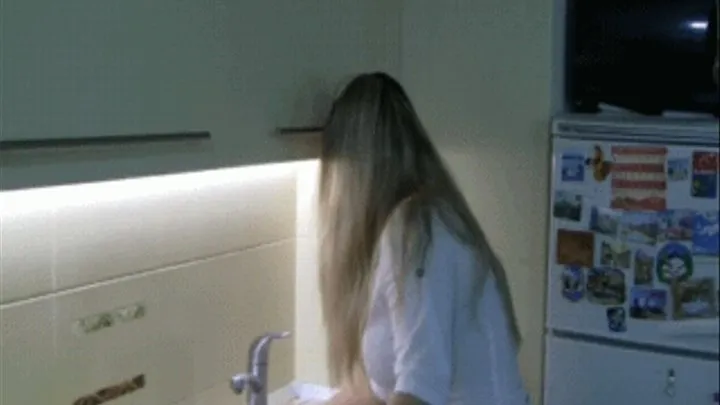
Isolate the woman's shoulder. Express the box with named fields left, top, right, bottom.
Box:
left=381, top=195, right=468, bottom=263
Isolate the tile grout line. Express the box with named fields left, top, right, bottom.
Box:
left=0, top=237, right=296, bottom=309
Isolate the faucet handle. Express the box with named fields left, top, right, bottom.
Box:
left=248, top=331, right=292, bottom=367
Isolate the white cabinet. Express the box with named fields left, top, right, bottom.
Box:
left=0, top=0, right=399, bottom=189
left=545, top=335, right=719, bottom=405
left=2, top=1, right=220, bottom=141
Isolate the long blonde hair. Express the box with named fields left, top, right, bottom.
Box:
left=318, top=72, right=521, bottom=387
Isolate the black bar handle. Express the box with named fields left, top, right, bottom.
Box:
left=0, top=131, right=211, bottom=151
left=276, top=126, right=323, bottom=135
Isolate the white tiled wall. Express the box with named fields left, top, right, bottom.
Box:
left=0, top=163, right=305, bottom=405
left=294, top=162, right=329, bottom=386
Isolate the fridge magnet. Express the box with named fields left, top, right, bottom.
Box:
left=618, top=211, right=658, bottom=246
left=656, top=242, right=693, bottom=284
left=587, top=267, right=626, bottom=305
left=667, top=158, right=690, bottom=181
left=610, top=146, right=667, bottom=211
left=556, top=229, right=595, bottom=268
left=692, top=210, right=719, bottom=257
left=561, top=266, right=585, bottom=302
left=553, top=191, right=583, bottom=222
left=589, top=206, right=620, bottom=236
left=606, top=307, right=627, bottom=333
left=629, top=287, right=668, bottom=320
left=633, top=248, right=654, bottom=285
left=585, top=145, right=612, bottom=182
left=691, top=151, right=719, bottom=199
left=599, top=240, right=631, bottom=269
left=657, top=209, right=695, bottom=242
left=672, top=278, right=717, bottom=320
left=561, top=152, right=585, bottom=182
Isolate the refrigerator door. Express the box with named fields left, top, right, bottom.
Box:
left=545, top=335, right=719, bottom=405
left=547, top=136, right=720, bottom=354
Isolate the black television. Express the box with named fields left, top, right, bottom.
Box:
left=566, top=0, right=719, bottom=116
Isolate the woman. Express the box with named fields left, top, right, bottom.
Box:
left=319, top=72, right=528, bottom=405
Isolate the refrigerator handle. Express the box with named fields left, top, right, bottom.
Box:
left=663, top=368, right=676, bottom=398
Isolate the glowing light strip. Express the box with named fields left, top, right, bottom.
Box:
left=0, top=160, right=318, bottom=213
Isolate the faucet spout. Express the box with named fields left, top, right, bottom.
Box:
left=230, top=331, right=291, bottom=405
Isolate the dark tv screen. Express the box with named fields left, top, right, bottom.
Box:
left=566, top=0, right=718, bottom=116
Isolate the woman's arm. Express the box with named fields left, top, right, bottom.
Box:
left=327, top=367, right=385, bottom=405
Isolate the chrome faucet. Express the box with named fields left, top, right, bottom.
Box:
left=230, top=331, right=291, bottom=405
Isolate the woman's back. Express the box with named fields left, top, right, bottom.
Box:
left=362, top=213, right=528, bottom=405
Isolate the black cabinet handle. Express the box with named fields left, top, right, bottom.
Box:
left=0, top=131, right=211, bottom=151
left=277, top=126, right=323, bottom=135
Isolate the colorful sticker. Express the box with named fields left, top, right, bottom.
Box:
left=656, top=242, right=693, bottom=284
left=585, top=145, right=612, bottom=182
left=590, top=206, right=620, bottom=237
left=619, top=211, right=658, bottom=246
left=587, top=268, right=626, bottom=305
left=667, top=158, right=690, bottom=181
left=691, top=151, right=719, bottom=198
left=606, top=307, right=627, bottom=332
left=692, top=210, right=719, bottom=257
left=599, top=240, right=631, bottom=269
left=629, top=287, right=668, bottom=320
left=633, top=248, right=655, bottom=285
left=556, top=229, right=595, bottom=268
left=553, top=191, right=583, bottom=222
left=561, top=266, right=585, bottom=302
left=657, top=209, right=695, bottom=242
left=561, top=153, right=585, bottom=182
left=672, top=278, right=717, bottom=320
left=610, top=146, right=667, bottom=211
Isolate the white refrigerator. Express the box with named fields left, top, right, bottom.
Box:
left=544, top=115, right=720, bottom=405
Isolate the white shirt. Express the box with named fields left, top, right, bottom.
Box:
left=362, top=214, right=529, bottom=405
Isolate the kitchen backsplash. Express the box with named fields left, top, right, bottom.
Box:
left=0, top=162, right=317, bottom=405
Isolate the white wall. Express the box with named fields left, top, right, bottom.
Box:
left=0, top=163, right=304, bottom=405
left=294, top=162, right=328, bottom=385
left=400, top=1, right=553, bottom=402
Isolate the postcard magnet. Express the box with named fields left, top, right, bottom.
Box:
left=629, top=287, right=668, bottom=320
left=590, top=206, right=620, bottom=237
left=619, top=211, right=658, bottom=246
left=691, top=151, right=719, bottom=198
left=599, top=240, right=631, bottom=269
left=657, top=209, right=695, bottom=242
left=585, top=145, right=612, bottom=182
left=667, top=158, right=690, bottom=181
left=633, top=248, right=654, bottom=286
left=692, top=210, right=719, bottom=257
left=587, top=267, right=626, bottom=305
left=610, top=146, right=667, bottom=211
left=606, top=307, right=627, bottom=332
left=672, top=278, right=717, bottom=320
left=556, top=229, right=595, bottom=267
left=656, top=242, right=693, bottom=284
left=561, top=266, right=585, bottom=302
left=561, top=153, right=585, bottom=182
left=553, top=191, right=583, bottom=222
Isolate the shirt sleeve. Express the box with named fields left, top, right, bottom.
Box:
left=379, top=224, right=455, bottom=405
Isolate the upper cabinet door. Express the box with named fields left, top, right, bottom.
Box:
left=1, top=0, right=397, bottom=142
left=2, top=1, right=221, bottom=140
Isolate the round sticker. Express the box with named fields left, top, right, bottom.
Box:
left=561, top=266, right=585, bottom=302
left=656, top=242, right=693, bottom=284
